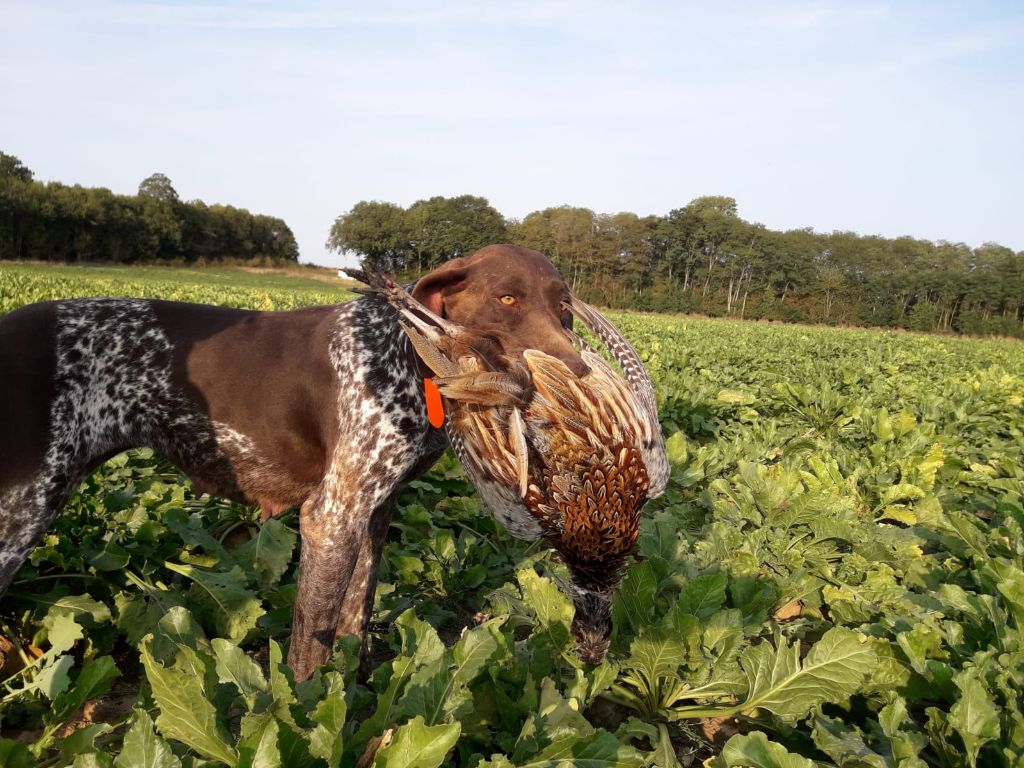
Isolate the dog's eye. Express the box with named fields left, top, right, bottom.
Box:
left=498, top=295, right=517, bottom=306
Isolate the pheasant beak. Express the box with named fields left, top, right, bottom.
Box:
left=570, top=590, right=612, bottom=664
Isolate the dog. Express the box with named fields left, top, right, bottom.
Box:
left=0, top=244, right=589, bottom=680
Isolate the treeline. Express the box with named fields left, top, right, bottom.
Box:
left=0, top=153, right=299, bottom=264
left=329, top=195, right=1024, bottom=338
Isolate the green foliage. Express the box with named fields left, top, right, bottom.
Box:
left=330, top=193, right=1024, bottom=336
left=0, top=262, right=354, bottom=315
left=328, top=194, right=507, bottom=273
left=2, top=271, right=1024, bottom=765
left=0, top=162, right=299, bottom=263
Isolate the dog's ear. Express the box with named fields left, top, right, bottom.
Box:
left=412, top=258, right=469, bottom=317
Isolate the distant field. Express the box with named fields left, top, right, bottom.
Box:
left=0, top=261, right=356, bottom=314
left=2, top=262, right=1024, bottom=767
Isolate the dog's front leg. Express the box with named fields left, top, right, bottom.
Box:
left=334, top=490, right=396, bottom=643
left=288, top=492, right=368, bottom=681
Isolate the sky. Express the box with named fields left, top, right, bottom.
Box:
left=1, top=1, right=1022, bottom=268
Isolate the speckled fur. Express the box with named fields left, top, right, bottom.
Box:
left=0, top=294, right=447, bottom=680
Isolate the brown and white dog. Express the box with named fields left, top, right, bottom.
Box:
left=0, top=244, right=588, bottom=680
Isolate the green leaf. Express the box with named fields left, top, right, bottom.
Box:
left=811, top=714, right=889, bottom=768
left=395, top=620, right=501, bottom=726
left=71, top=752, right=114, bottom=768
left=43, top=610, right=85, bottom=655
left=237, top=712, right=283, bottom=768
left=394, top=608, right=446, bottom=665
left=212, top=638, right=269, bottom=711
left=59, top=723, right=114, bottom=765
left=664, top=431, right=689, bottom=465
left=518, top=569, right=574, bottom=633
left=234, top=518, right=297, bottom=588
left=0, top=739, right=33, bottom=768
left=611, top=560, right=659, bottom=641
left=709, top=732, right=815, bottom=768
left=528, top=732, right=646, bottom=767
left=307, top=671, right=346, bottom=768
left=948, top=669, right=1000, bottom=768
left=53, top=655, right=120, bottom=722
left=915, top=443, right=944, bottom=490
left=879, top=483, right=925, bottom=508
left=40, top=593, right=112, bottom=628
left=653, top=723, right=682, bottom=768
left=140, top=635, right=238, bottom=766
left=22, top=653, right=75, bottom=701
left=678, top=572, right=727, bottom=620
left=727, top=628, right=875, bottom=722
left=626, top=627, right=686, bottom=693
left=164, top=561, right=265, bottom=641
left=373, top=716, right=460, bottom=768
left=113, top=709, right=182, bottom=768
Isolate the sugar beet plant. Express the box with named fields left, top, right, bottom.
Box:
left=0, top=263, right=1023, bottom=767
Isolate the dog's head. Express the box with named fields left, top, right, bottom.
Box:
left=412, top=244, right=588, bottom=377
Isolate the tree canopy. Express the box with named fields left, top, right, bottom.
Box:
left=0, top=154, right=299, bottom=265
left=332, top=194, right=1024, bottom=338
left=327, top=195, right=507, bottom=272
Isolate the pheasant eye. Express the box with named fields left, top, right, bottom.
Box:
left=499, top=295, right=517, bottom=306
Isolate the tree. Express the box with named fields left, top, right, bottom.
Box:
left=327, top=200, right=411, bottom=270
left=138, top=172, right=179, bottom=202
left=0, top=152, right=33, bottom=182
left=405, top=195, right=507, bottom=271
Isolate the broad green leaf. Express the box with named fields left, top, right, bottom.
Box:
left=373, top=716, right=460, bottom=768
left=39, top=593, right=112, bottom=628
left=395, top=620, right=501, bottom=727
left=653, top=723, right=682, bottom=768
left=611, top=560, right=659, bottom=640
left=394, top=608, right=445, bottom=665
left=113, top=709, right=182, bottom=768
left=664, top=431, right=689, bottom=465
left=678, top=571, right=727, bottom=620
left=164, top=561, right=265, bottom=641
left=307, top=671, right=346, bottom=768
left=734, top=628, right=875, bottom=721
left=880, top=483, right=925, bottom=508
left=352, top=655, right=417, bottom=746
left=811, top=714, right=889, bottom=768
left=518, top=569, right=574, bottom=632
left=528, top=729, right=646, bottom=767
left=709, top=732, right=815, bottom=768
left=267, top=640, right=301, bottom=730
left=626, top=626, right=687, bottom=690
left=916, top=443, right=944, bottom=490
left=514, top=677, right=595, bottom=762
left=23, top=653, right=75, bottom=701
left=212, top=638, right=269, bottom=711
left=234, top=518, right=297, bottom=588
left=140, top=635, right=238, bottom=766
left=71, top=752, right=114, bottom=768
left=948, top=669, right=999, bottom=768
left=59, top=723, right=114, bottom=765
left=996, top=571, right=1024, bottom=630
left=238, top=711, right=283, bottom=768
left=44, top=610, right=84, bottom=656
left=53, top=655, right=120, bottom=722
left=0, top=739, right=33, bottom=768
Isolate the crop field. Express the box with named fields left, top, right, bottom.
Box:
left=1, top=262, right=1023, bottom=767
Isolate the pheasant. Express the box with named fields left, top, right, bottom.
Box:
left=348, top=268, right=668, bottom=663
